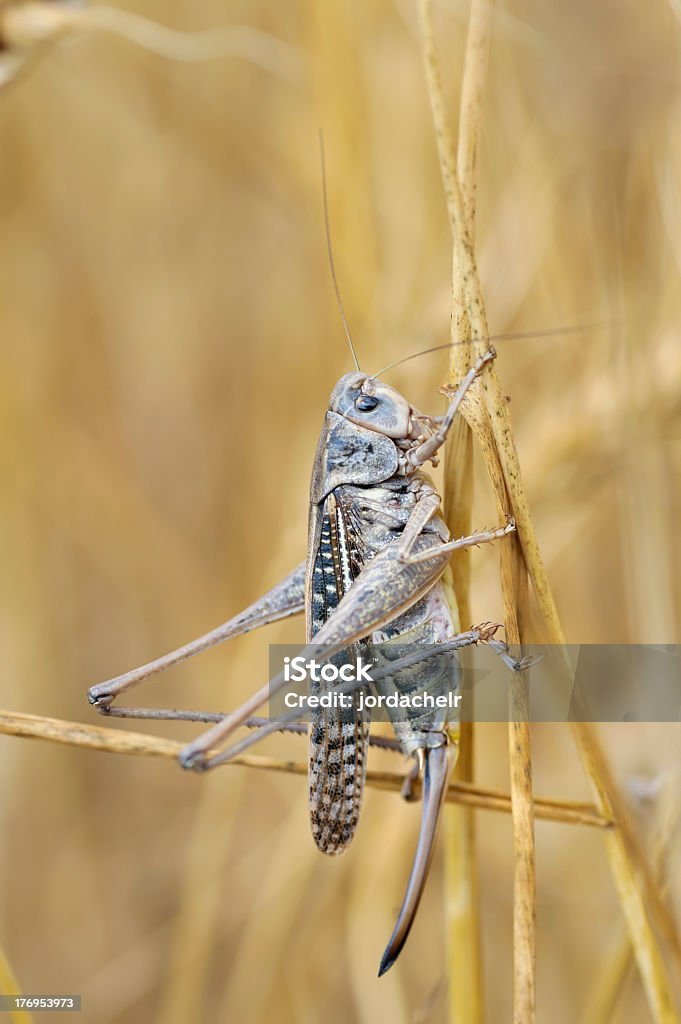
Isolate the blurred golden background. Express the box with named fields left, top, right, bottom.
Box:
left=0, top=1, right=680, bottom=1021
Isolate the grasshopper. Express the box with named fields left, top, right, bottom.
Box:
left=87, top=341, right=518, bottom=975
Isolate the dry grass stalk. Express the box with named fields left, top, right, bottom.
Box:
left=571, top=723, right=680, bottom=1022
left=439, top=2, right=494, bottom=1021
left=0, top=708, right=613, bottom=828
left=444, top=723, right=482, bottom=1018
left=418, top=1, right=536, bottom=1020
left=582, top=773, right=681, bottom=1024
left=0, top=2, right=301, bottom=89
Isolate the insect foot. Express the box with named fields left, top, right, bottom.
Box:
left=487, top=639, right=545, bottom=673
left=439, top=345, right=497, bottom=398
left=178, top=745, right=210, bottom=772
left=87, top=685, right=115, bottom=710
left=472, top=621, right=503, bottom=643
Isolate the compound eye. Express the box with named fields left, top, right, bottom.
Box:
left=355, top=394, right=379, bottom=412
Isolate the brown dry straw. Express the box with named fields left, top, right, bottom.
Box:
left=582, top=772, right=681, bottom=1024
left=0, top=708, right=611, bottom=829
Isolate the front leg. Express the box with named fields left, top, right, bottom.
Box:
left=87, top=560, right=307, bottom=709
left=406, top=347, right=496, bottom=469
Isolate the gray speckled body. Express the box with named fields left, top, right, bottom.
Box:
left=306, top=377, right=458, bottom=856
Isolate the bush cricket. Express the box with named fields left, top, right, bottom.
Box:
left=87, top=335, right=525, bottom=974
left=86, top=153, right=536, bottom=976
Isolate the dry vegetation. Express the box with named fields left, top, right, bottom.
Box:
left=0, top=1, right=680, bottom=1022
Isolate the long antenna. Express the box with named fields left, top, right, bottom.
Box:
left=319, top=131, right=361, bottom=372
left=370, top=319, right=620, bottom=379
